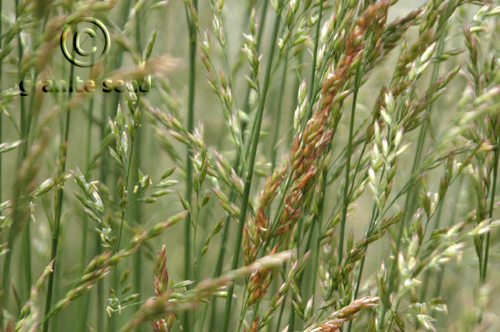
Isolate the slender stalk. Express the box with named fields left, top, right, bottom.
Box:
left=346, top=210, right=376, bottom=332
left=273, top=290, right=287, bottom=332
left=107, top=4, right=133, bottom=329
left=287, top=2, right=324, bottom=325
left=475, top=158, right=485, bottom=282
left=0, top=0, right=3, bottom=288
left=379, top=36, right=446, bottom=330
left=292, top=159, right=331, bottom=330
left=430, top=177, right=464, bottom=320
left=0, top=0, right=3, bottom=324
left=96, top=94, right=110, bottom=332
left=7, top=4, right=59, bottom=331
left=183, top=0, right=198, bottom=330
left=405, top=39, right=445, bottom=225
left=337, top=59, right=363, bottom=266
left=0, top=0, right=32, bottom=313
left=14, top=0, right=32, bottom=302
left=379, top=174, right=414, bottom=329
left=112, top=94, right=141, bottom=332
left=289, top=49, right=303, bottom=144
left=346, top=134, right=392, bottom=332
left=270, top=54, right=288, bottom=171
left=482, top=133, right=499, bottom=281
left=199, top=4, right=272, bottom=331
left=76, top=93, right=95, bottom=332
left=24, top=14, right=50, bottom=147
left=304, top=0, right=323, bottom=122
left=220, top=12, right=281, bottom=332
left=115, top=90, right=142, bottom=251
left=111, top=0, right=132, bottom=115
left=304, top=172, right=326, bottom=299
left=77, top=23, right=99, bottom=332
left=107, top=5, right=133, bottom=273
left=418, top=202, right=444, bottom=299
left=132, top=4, right=143, bottom=332
left=414, top=199, right=446, bottom=330
left=240, top=0, right=269, bottom=137
left=198, top=200, right=233, bottom=332
left=42, top=60, right=75, bottom=332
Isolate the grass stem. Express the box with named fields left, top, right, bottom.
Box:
left=337, top=57, right=363, bottom=266
left=183, top=0, right=198, bottom=330
left=482, top=134, right=499, bottom=281
left=42, top=59, right=75, bottom=332
left=305, top=0, right=323, bottom=121
left=220, top=11, right=281, bottom=332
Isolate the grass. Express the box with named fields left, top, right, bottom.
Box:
left=1, top=0, right=500, bottom=332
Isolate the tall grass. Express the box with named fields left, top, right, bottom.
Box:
left=0, top=0, right=500, bottom=332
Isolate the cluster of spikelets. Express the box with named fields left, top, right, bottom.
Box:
left=238, top=1, right=391, bottom=325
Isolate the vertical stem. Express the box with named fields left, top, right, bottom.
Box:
left=76, top=94, right=94, bottom=332
left=112, top=0, right=132, bottom=114
left=418, top=202, right=444, bottom=302
left=405, top=37, right=444, bottom=228
left=240, top=0, right=269, bottom=137
left=132, top=3, right=143, bottom=332
left=273, top=289, right=287, bottom=332
left=347, top=193, right=382, bottom=332
left=198, top=210, right=231, bottom=332
left=289, top=49, right=303, bottom=145
left=183, top=0, right=198, bottom=330
left=482, top=134, right=499, bottom=281
left=0, top=0, right=3, bottom=304
left=288, top=2, right=324, bottom=326
left=96, top=94, right=109, bottom=332
left=43, top=60, right=75, bottom=332
left=112, top=94, right=141, bottom=332
left=77, top=22, right=99, bottom=332
left=288, top=306, right=295, bottom=332
left=337, top=61, right=362, bottom=266
left=431, top=176, right=463, bottom=323
left=270, top=54, right=288, bottom=171
left=305, top=0, right=323, bottom=121
left=20, top=21, right=49, bottom=310
left=379, top=36, right=445, bottom=330
left=0, top=0, right=3, bottom=325
left=220, top=12, right=281, bottom=332
left=14, top=0, right=32, bottom=302
left=0, top=0, right=28, bottom=311
left=198, top=4, right=272, bottom=331
left=305, top=172, right=326, bottom=298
